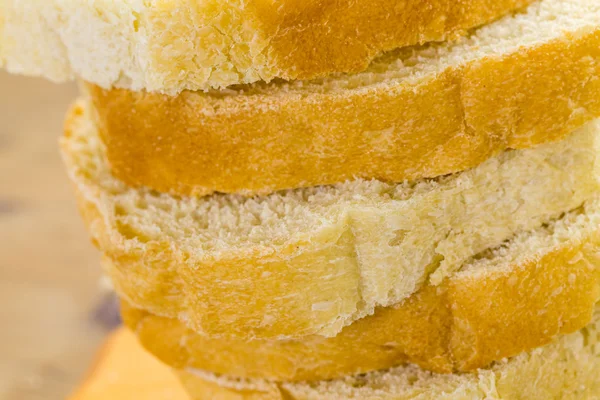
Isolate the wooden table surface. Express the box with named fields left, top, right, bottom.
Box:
left=0, top=71, right=109, bottom=400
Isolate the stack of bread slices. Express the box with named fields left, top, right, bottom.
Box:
left=3, top=0, right=600, bottom=398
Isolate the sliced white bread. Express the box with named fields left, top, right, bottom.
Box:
left=68, top=319, right=600, bottom=400
left=177, top=305, right=600, bottom=399
left=63, top=101, right=600, bottom=340
left=0, top=0, right=533, bottom=92
left=120, top=197, right=600, bottom=381
left=86, top=0, right=600, bottom=196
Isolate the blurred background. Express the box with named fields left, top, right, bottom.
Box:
left=0, top=71, right=113, bottom=399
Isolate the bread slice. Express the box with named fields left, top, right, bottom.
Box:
left=1, top=0, right=534, bottom=93
left=180, top=307, right=600, bottom=399
left=86, top=0, right=600, bottom=197
left=120, top=197, right=600, bottom=381
left=63, top=101, right=600, bottom=340
left=71, top=313, right=600, bottom=400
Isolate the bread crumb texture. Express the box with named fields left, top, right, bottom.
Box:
left=120, top=197, right=600, bottom=380
left=63, top=100, right=600, bottom=340
left=1, top=0, right=534, bottom=92
left=86, top=0, right=600, bottom=196
left=175, top=306, right=600, bottom=399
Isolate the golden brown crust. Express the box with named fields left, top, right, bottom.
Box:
left=64, top=99, right=600, bottom=341
left=241, top=0, right=534, bottom=83
left=87, top=28, right=600, bottom=196
left=2, top=0, right=532, bottom=92
left=68, top=321, right=600, bottom=400
left=120, top=231, right=600, bottom=381
left=177, top=371, right=284, bottom=400
left=176, top=310, right=600, bottom=399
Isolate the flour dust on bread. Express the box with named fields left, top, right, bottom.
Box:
left=0, top=0, right=534, bottom=93
left=63, top=101, right=600, bottom=340
left=86, top=0, right=600, bottom=197
left=176, top=307, right=600, bottom=399
left=120, top=198, right=600, bottom=381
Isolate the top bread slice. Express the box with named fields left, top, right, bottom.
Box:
left=86, top=0, right=600, bottom=197
left=177, top=307, right=600, bottom=399
left=63, top=100, right=600, bottom=340
left=0, top=0, right=533, bottom=93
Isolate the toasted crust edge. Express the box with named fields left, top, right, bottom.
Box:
left=2, top=0, right=531, bottom=92
left=88, top=27, right=600, bottom=196
left=63, top=99, right=600, bottom=341
left=176, top=311, right=600, bottom=399
left=120, top=228, right=600, bottom=381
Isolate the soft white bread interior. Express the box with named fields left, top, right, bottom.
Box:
left=63, top=101, right=600, bottom=340
left=179, top=305, right=600, bottom=399
left=120, top=194, right=600, bottom=380
left=0, top=0, right=535, bottom=93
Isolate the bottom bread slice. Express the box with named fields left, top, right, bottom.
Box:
left=177, top=306, right=600, bottom=400
left=70, top=316, right=600, bottom=400
left=120, top=197, right=600, bottom=381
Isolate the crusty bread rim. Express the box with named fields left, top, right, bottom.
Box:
left=119, top=197, right=600, bottom=381
left=1, top=0, right=533, bottom=92
left=63, top=100, right=600, bottom=340
left=67, top=316, right=600, bottom=400
left=175, top=306, right=600, bottom=399
left=87, top=0, right=600, bottom=197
